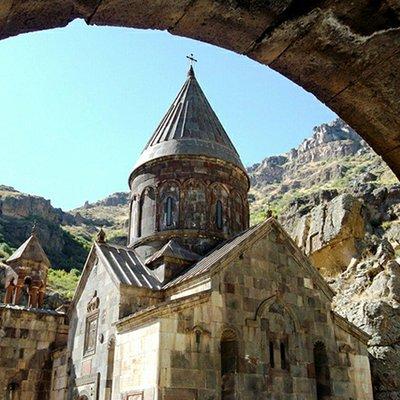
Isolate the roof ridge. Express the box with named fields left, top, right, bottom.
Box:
left=7, top=234, right=50, bottom=266
left=132, top=71, right=245, bottom=172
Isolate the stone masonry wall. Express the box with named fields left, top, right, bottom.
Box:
left=50, top=348, right=68, bottom=400
left=0, top=305, right=68, bottom=400
left=67, top=257, right=121, bottom=400
left=113, top=321, right=161, bottom=400
left=152, top=224, right=372, bottom=399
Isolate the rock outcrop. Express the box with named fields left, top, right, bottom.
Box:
left=331, top=241, right=400, bottom=400
left=0, top=186, right=87, bottom=270
left=285, top=193, right=365, bottom=276
left=248, top=119, right=400, bottom=399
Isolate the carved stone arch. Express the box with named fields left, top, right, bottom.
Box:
left=253, top=295, right=301, bottom=333
left=187, top=324, right=211, bottom=336
left=138, top=185, right=157, bottom=237
left=159, top=178, right=181, bottom=192
left=220, top=326, right=240, bottom=399
left=181, top=178, right=207, bottom=229
left=186, top=325, right=211, bottom=352
left=208, top=181, right=230, bottom=193
left=181, top=177, right=207, bottom=190
left=231, top=189, right=246, bottom=232
left=209, top=182, right=230, bottom=233
left=217, top=324, right=243, bottom=353
left=159, top=180, right=180, bottom=230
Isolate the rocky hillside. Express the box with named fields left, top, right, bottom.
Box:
left=0, top=186, right=87, bottom=270
left=66, top=192, right=130, bottom=248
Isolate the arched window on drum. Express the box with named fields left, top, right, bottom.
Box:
left=160, top=182, right=179, bottom=230
left=165, top=196, right=174, bottom=227
left=211, top=184, right=229, bottom=233
left=216, top=200, right=223, bottom=230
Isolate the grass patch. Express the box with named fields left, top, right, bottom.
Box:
left=47, top=268, right=81, bottom=300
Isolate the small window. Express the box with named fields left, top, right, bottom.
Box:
left=216, top=200, right=223, bottom=230
left=269, top=341, right=275, bottom=368
left=165, top=196, right=174, bottom=227
left=280, top=342, right=287, bottom=369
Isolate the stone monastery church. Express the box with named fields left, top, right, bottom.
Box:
left=1, top=66, right=374, bottom=400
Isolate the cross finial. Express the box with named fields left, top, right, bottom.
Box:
left=186, top=53, right=197, bottom=66
left=186, top=53, right=197, bottom=77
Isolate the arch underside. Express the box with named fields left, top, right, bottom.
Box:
left=2, top=0, right=400, bottom=177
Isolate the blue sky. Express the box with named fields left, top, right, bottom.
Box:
left=0, top=20, right=336, bottom=210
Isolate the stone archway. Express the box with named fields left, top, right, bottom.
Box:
left=1, top=1, right=400, bottom=176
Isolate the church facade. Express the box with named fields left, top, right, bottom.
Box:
left=1, top=67, right=374, bottom=400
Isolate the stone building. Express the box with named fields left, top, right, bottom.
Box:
left=0, top=230, right=68, bottom=400
left=1, top=67, right=374, bottom=400
left=62, top=67, right=374, bottom=400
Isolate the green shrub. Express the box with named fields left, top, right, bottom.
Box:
left=0, top=242, right=14, bottom=260
left=47, top=268, right=81, bottom=300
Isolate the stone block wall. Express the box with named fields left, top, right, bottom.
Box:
left=50, top=348, right=68, bottom=400
left=0, top=304, right=67, bottom=400
left=67, top=258, right=121, bottom=400
left=113, top=321, right=161, bottom=400
left=151, top=224, right=373, bottom=399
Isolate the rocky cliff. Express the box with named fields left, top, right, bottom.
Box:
left=0, top=186, right=87, bottom=270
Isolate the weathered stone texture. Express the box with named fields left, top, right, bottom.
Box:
left=0, top=305, right=67, bottom=400
left=112, top=223, right=373, bottom=400
left=67, top=254, right=121, bottom=400
left=129, top=157, right=249, bottom=259
left=286, top=193, right=365, bottom=276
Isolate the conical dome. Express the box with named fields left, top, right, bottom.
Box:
left=128, top=67, right=250, bottom=260
left=7, top=233, right=50, bottom=266
left=134, top=67, right=244, bottom=171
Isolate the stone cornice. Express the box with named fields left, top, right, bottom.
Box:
left=0, top=302, right=65, bottom=318
left=116, top=291, right=211, bottom=333
left=332, top=310, right=371, bottom=345
left=129, top=154, right=250, bottom=190
left=132, top=229, right=227, bottom=249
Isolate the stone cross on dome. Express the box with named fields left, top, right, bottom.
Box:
left=186, top=53, right=197, bottom=76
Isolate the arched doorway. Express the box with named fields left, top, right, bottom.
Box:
left=220, top=329, right=238, bottom=400
left=314, top=341, right=332, bottom=399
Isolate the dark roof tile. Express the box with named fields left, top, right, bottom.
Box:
left=133, top=68, right=244, bottom=171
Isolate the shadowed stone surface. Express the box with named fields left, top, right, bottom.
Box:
left=1, top=1, right=400, bottom=177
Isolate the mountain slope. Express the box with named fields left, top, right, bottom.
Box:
left=0, top=186, right=87, bottom=270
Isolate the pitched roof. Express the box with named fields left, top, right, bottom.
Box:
left=133, top=67, right=245, bottom=172
left=163, top=218, right=335, bottom=301
left=145, top=239, right=201, bottom=265
left=97, top=243, right=161, bottom=290
left=7, top=234, right=50, bottom=266
left=163, top=223, right=262, bottom=288
left=71, top=242, right=162, bottom=309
